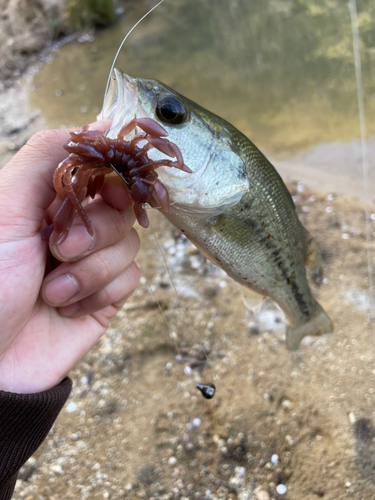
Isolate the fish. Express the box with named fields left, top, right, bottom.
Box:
left=99, top=69, right=333, bottom=350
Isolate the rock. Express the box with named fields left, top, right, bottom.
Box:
left=256, top=491, right=270, bottom=500
left=50, top=464, right=64, bottom=475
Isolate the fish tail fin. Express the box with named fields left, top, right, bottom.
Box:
left=285, top=303, right=333, bottom=351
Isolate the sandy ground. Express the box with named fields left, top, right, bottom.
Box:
left=12, top=181, right=375, bottom=500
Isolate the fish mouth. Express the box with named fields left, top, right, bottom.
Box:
left=97, top=69, right=142, bottom=139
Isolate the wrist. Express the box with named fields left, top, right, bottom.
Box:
left=0, top=379, right=62, bottom=394
left=0, top=364, right=64, bottom=394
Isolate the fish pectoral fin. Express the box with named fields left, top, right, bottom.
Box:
left=285, top=303, right=333, bottom=350
left=303, top=227, right=321, bottom=274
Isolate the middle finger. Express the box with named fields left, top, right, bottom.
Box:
left=42, top=228, right=140, bottom=307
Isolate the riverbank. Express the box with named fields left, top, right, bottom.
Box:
left=0, top=0, right=131, bottom=88
left=0, top=0, right=134, bottom=169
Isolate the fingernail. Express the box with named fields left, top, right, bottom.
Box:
left=52, top=225, right=95, bottom=261
left=88, top=120, right=110, bottom=131
left=44, top=274, right=80, bottom=305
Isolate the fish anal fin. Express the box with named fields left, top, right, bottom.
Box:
left=238, top=284, right=265, bottom=310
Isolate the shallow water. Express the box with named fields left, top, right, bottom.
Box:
left=15, top=1, right=375, bottom=499
left=28, top=0, right=375, bottom=197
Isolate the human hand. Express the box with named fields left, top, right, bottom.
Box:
left=0, top=122, right=140, bottom=394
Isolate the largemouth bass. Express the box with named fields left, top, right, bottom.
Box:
left=99, top=69, right=333, bottom=350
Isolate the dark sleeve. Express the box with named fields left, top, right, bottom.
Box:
left=0, top=377, right=72, bottom=499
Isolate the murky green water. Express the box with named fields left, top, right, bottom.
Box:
left=29, top=0, right=375, bottom=157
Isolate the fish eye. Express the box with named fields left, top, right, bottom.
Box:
left=156, top=96, right=187, bottom=124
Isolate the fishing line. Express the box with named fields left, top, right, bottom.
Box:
left=89, top=1, right=168, bottom=242
left=97, top=0, right=182, bottom=329
left=99, top=0, right=210, bottom=369
left=348, top=0, right=375, bottom=353
left=145, top=216, right=210, bottom=362
left=134, top=255, right=182, bottom=355
left=149, top=217, right=180, bottom=299
left=100, top=0, right=166, bottom=132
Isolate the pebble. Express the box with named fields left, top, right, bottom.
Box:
left=168, top=456, right=177, bottom=466
left=192, top=418, right=201, bottom=427
left=281, top=399, right=293, bottom=410
left=256, top=491, right=270, bottom=500
left=276, top=484, right=287, bottom=495
left=237, top=466, right=245, bottom=477
left=348, top=412, right=356, bottom=424
left=50, top=464, right=64, bottom=475
left=249, top=322, right=260, bottom=335
left=65, top=402, right=77, bottom=413
left=271, top=454, right=279, bottom=464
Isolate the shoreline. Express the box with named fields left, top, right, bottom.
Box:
left=0, top=0, right=130, bottom=169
